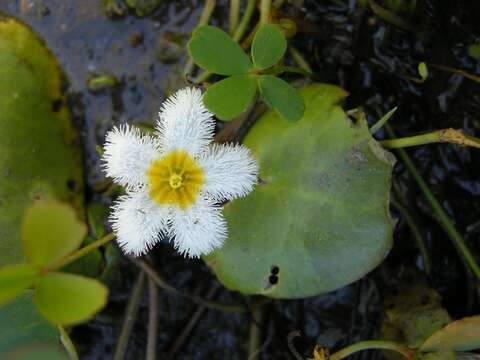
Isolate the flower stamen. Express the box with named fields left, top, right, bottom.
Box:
left=147, top=150, right=204, bottom=209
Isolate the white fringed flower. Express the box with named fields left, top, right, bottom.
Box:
left=103, top=88, right=259, bottom=258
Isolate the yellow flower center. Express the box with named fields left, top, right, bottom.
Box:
left=147, top=150, right=204, bottom=209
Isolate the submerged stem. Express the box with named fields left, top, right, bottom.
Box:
left=229, top=0, right=240, bottom=35
left=386, top=125, right=480, bottom=281
left=330, top=340, right=413, bottom=360
left=48, top=232, right=115, bottom=271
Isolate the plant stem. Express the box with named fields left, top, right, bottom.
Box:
left=166, top=285, right=219, bottom=360
left=247, top=307, right=265, bottom=359
left=48, top=232, right=115, bottom=271
left=381, top=128, right=480, bottom=149
left=370, top=107, right=397, bottom=134
left=114, top=272, right=146, bottom=360
left=263, top=65, right=313, bottom=77
left=132, top=257, right=270, bottom=312
left=146, top=276, right=158, bottom=360
left=288, top=45, right=313, bottom=74
left=260, top=0, right=271, bottom=25
left=185, top=0, right=217, bottom=76
left=229, top=0, right=240, bottom=35
left=233, top=0, right=256, bottom=41
left=390, top=195, right=431, bottom=275
left=330, top=340, right=414, bottom=359
left=386, top=125, right=480, bottom=281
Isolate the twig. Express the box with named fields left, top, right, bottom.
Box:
left=114, top=272, right=146, bottom=360
left=146, top=276, right=159, bottom=360
left=166, top=285, right=219, bottom=360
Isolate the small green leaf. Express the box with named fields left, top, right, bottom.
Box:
left=35, top=272, right=108, bottom=326
left=0, top=291, right=59, bottom=353
left=418, top=62, right=428, bottom=80
left=188, top=25, right=252, bottom=75
left=258, top=75, right=304, bottom=121
left=420, top=315, right=480, bottom=352
left=0, top=264, right=39, bottom=305
left=252, top=24, right=287, bottom=70
left=22, top=201, right=87, bottom=268
left=204, top=74, right=258, bottom=121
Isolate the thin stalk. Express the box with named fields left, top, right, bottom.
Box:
left=330, top=340, right=414, bottom=360
left=386, top=125, right=480, bottom=281
left=132, top=257, right=270, bottom=312
left=263, top=65, right=313, bottom=77
left=229, top=0, right=241, bottom=35
left=166, top=286, right=219, bottom=360
left=184, top=0, right=217, bottom=75
left=288, top=45, right=313, bottom=74
left=260, top=0, right=271, bottom=25
left=390, top=196, right=431, bottom=275
left=381, top=128, right=480, bottom=149
left=146, top=277, right=158, bottom=360
left=233, top=0, right=256, bottom=41
left=247, top=307, right=265, bottom=360
left=48, top=232, right=115, bottom=271
left=114, top=272, right=146, bottom=360
left=370, top=107, right=397, bottom=134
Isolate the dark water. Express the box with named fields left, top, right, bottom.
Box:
left=1, top=0, right=479, bottom=359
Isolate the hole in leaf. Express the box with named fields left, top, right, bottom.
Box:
left=270, top=265, right=279, bottom=275
left=269, top=275, right=279, bottom=285
left=52, top=99, right=63, bottom=112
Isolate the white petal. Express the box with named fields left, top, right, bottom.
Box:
left=103, top=125, right=161, bottom=189
left=156, top=87, right=215, bottom=156
left=110, top=189, right=170, bottom=256
left=170, top=197, right=227, bottom=258
left=199, top=143, right=259, bottom=202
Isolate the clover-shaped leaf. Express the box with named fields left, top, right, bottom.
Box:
left=252, top=24, right=287, bottom=70
left=0, top=264, right=39, bottom=305
left=22, top=201, right=87, bottom=268
left=35, top=272, right=108, bottom=326
left=188, top=25, right=252, bottom=75
left=204, top=74, right=258, bottom=121
left=259, top=75, right=304, bottom=122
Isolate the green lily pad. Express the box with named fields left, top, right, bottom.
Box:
left=188, top=25, right=252, bottom=75
left=420, top=315, right=480, bottom=352
left=35, top=272, right=108, bottom=326
left=0, top=264, right=39, bottom=306
left=0, top=16, right=84, bottom=266
left=22, top=201, right=86, bottom=268
left=0, top=291, right=59, bottom=353
left=206, top=83, right=395, bottom=298
left=204, top=74, right=258, bottom=121
left=259, top=75, right=304, bottom=122
left=252, top=24, right=287, bottom=70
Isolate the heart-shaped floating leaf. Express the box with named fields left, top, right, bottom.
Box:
left=420, top=315, right=480, bottom=352
left=0, top=291, right=58, bottom=353
left=35, top=272, right=108, bottom=326
left=188, top=25, right=252, bottom=75
left=0, top=264, right=39, bottom=306
left=205, top=83, right=395, bottom=298
left=204, top=74, right=258, bottom=121
left=22, top=201, right=87, bottom=268
left=252, top=24, right=287, bottom=70
left=258, top=75, right=304, bottom=122
left=0, top=16, right=84, bottom=266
